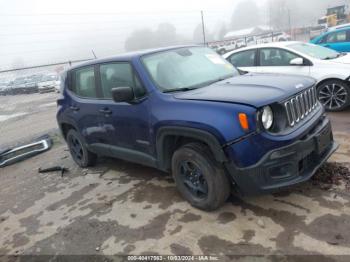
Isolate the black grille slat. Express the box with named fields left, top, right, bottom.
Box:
left=284, top=86, right=318, bottom=127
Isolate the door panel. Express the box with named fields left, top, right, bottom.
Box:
left=68, top=66, right=109, bottom=153
left=97, top=62, right=151, bottom=155
left=321, top=42, right=350, bottom=52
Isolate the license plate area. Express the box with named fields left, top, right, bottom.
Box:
left=315, top=124, right=331, bottom=155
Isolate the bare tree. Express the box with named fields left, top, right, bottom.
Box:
left=125, top=23, right=190, bottom=51
left=230, top=0, right=262, bottom=30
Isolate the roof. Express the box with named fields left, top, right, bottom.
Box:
left=69, top=45, right=199, bottom=70
left=223, top=41, right=302, bottom=57
left=328, top=23, right=350, bottom=31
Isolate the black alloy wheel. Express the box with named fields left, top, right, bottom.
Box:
left=180, top=160, right=208, bottom=199
left=66, top=129, right=96, bottom=167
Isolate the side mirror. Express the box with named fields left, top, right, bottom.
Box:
left=290, top=57, right=304, bottom=65
left=111, top=87, right=134, bottom=103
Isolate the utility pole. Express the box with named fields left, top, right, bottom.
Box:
left=288, top=9, right=292, bottom=39
left=268, top=0, right=272, bottom=30
left=201, top=10, right=206, bottom=45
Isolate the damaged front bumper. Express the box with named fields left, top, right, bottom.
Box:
left=0, top=138, right=52, bottom=167
left=225, top=117, right=339, bottom=195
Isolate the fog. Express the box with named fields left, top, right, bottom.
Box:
left=0, top=0, right=348, bottom=70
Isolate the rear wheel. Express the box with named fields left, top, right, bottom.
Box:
left=67, top=129, right=97, bottom=168
left=317, top=80, right=350, bottom=112
left=172, top=143, right=230, bottom=211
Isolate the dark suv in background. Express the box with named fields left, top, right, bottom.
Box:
left=57, top=46, right=338, bottom=210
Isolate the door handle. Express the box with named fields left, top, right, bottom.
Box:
left=70, top=105, right=80, bottom=111
left=99, top=108, right=112, bottom=115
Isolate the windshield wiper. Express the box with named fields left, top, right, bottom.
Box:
left=162, top=76, right=233, bottom=93
left=323, top=56, right=337, bottom=60
left=162, top=87, right=198, bottom=93
left=323, top=53, right=344, bottom=60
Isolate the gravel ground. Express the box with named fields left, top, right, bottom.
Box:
left=0, top=93, right=350, bottom=261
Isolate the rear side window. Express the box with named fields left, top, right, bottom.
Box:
left=326, top=30, right=347, bottom=43
left=73, top=66, right=97, bottom=98
left=227, top=50, right=256, bottom=67
left=100, top=63, right=146, bottom=99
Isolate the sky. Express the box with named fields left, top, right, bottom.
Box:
left=0, top=0, right=347, bottom=71
left=0, top=0, right=243, bottom=70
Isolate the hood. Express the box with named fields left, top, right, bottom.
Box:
left=174, top=73, right=315, bottom=108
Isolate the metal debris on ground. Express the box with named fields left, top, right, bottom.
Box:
left=312, top=162, right=350, bottom=190
left=38, top=166, right=69, bottom=177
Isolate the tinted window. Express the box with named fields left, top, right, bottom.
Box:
left=228, top=50, right=256, bottom=67
left=74, top=66, right=97, bottom=98
left=260, top=48, right=300, bottom=66
left=326, top=31, right=347, bottom=43
left=100, top=63, right=145, bottom=99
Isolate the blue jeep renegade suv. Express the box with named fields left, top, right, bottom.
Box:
left=57, top=46, right=338, bottom=211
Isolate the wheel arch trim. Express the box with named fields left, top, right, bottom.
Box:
left=156, top=126, right=228, bottom=170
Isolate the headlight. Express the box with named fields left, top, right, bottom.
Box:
left=261, top=106, right=274, bottom=130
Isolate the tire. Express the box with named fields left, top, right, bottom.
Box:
left=317, top=80, right=350, bottom=112
left=66, top=129, right=97, bottom=168
left=171, top=143, right=231, bottom=211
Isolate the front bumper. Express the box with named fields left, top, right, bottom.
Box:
left=225, top=117, right=339, bottom=195
left=39, top=86, right=56, bottom=93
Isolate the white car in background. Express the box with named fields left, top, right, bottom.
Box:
left=223, top=41, right=350, bottom=111
left=38, top=74, right=61, bottom=94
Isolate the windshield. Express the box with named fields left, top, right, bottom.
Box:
left=288, top=43, right=340, bottom=60
left=142, top=47, right=238, bottom=92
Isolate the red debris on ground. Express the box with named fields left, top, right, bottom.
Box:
left=312, top=162, right=350, bottom=190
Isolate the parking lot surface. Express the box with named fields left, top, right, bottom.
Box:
left=0, top=94, right=350, bottom=260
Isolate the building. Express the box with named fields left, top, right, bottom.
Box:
left=224, top=26, right=272, bottom=39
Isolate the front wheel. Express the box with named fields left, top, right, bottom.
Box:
left=317, top=80, right=350, bottom=112
left=171, top=143, right=231, bottom=211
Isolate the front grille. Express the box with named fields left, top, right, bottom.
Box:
left=284, top=86, right=318, bottom=127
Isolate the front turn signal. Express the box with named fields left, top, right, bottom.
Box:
left=238, top=113, right=249, bottom=131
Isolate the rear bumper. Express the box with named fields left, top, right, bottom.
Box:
left=225, top=117, right=339, bottom=195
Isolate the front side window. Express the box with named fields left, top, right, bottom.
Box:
left=100, top=63, right=145, bottom=99
left=228, top=50, right=256, bottom=67
left=142, top=47, right=238, bottom=92
left=73, top=66, right=97, bottom=98
left=326, top=31, right=347, bottom=43
left=260, top=48, right=300, bottom=66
